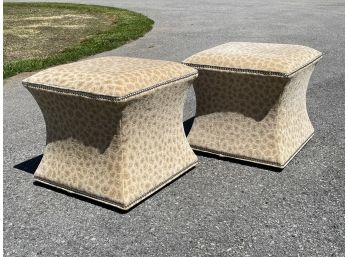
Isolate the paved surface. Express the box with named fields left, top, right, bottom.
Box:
left=3, top=0, right=344, bottom=256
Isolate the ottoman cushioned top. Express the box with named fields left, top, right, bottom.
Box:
left=23, top=57, right=198, bottom=100
left=183, top=42, right=322, bottom=77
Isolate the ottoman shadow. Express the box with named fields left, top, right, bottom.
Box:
left=14, top=155, right=43, bottom=174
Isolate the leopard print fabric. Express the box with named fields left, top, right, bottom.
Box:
left=183, top=42, right=322, bottom=76
left=183, top=42, right=321, bottom=168
left=23, top=57, right=198, bottom=210
left=23, top=56, right=197, bottom=98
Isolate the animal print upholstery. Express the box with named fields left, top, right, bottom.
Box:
left=183, top=42, right=322, bottom=77
left=23, top=57, right=198, bottom=210
left=23, top=56, right=197, bottom=99
left=183, top=42, right=322, bottom=168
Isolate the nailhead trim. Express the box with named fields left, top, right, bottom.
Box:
left=183, top=54, right=322, bottom=77
left=23, top=72, right=198, bottom=102
left=34, top=161, right=197, bottom=210
left=191, top=132, right=314, bottom=169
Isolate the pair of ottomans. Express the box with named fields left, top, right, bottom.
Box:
left=23, top=42, right=322, bottom=210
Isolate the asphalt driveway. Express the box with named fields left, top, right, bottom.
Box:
left=3, top=0, right=344, bottom=256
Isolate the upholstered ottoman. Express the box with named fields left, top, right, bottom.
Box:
left=23, top=57, right=198, bottom=210
left=183, top=42, right=322, bottom=168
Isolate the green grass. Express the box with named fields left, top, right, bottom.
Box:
left=3, top=2, right=154, bottom=78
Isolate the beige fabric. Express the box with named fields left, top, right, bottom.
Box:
left=185, top=42, right=321, bottom=168
left=23, top=57, right=197, bottom=99
left=183, top=42, right=322, bottom=76
left=23, top=58, right=198, bottom=210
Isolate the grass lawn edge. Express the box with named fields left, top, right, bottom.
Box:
left=4, top=2, right=154, bottom=79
